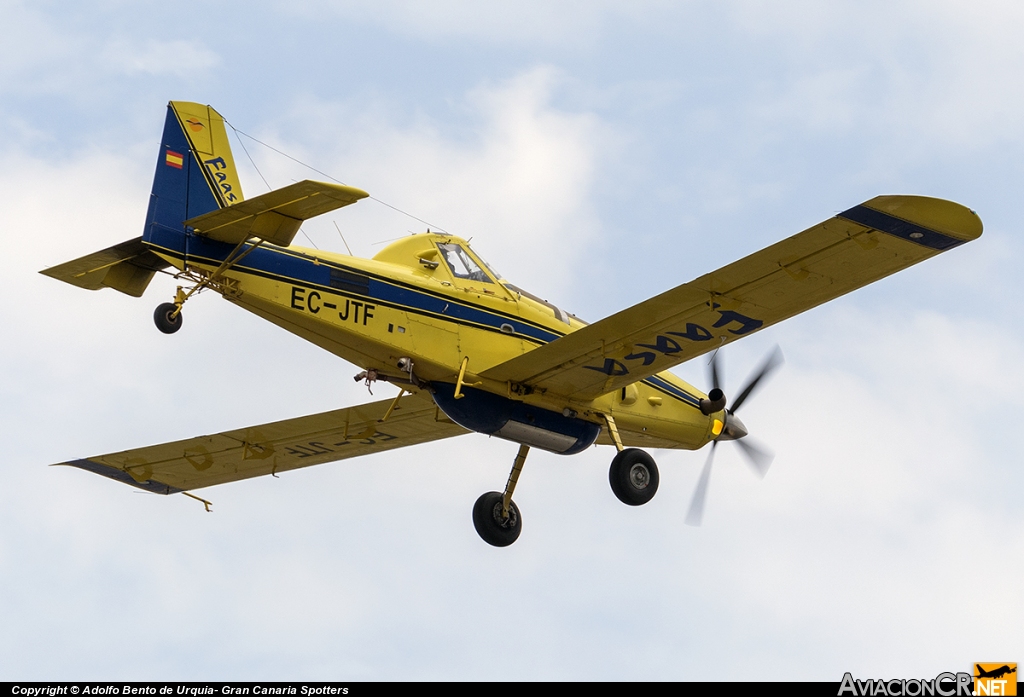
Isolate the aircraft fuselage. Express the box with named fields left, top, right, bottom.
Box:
left=148, top=229, right=719, bottom=454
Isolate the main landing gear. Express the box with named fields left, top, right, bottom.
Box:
left=609, top=448, right=659, bottom=506
left=602, top=413, right=659, bottom=506
left=473, top=444, right=529, bottom=547
left=472, top=432, right=661, bottom=546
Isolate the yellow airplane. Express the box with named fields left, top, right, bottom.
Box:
left=42, top=101, right=983, bottom=546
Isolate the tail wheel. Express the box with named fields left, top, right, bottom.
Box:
left=472, top=491, right=522, bottom=547
left=154, top=303, right=182, bottom=334
left=609, top=448, right=659, bottom=506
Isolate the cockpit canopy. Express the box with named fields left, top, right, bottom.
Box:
left=372, top=232, right=577, bottom=325
left=437, top=242, right=495, bottom=283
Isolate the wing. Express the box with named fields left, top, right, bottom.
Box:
left=184, top=180, right=368, bottom=247
left=483, top=195, right=982, bottom=401
left=56, top=394, right=467, bottom=494
left=39, top=236, right=170, bottom=297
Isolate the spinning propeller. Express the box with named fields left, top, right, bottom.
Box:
left=685, top=346, right=784, bottom=527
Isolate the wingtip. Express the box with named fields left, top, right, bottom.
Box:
left=865, top=195, right=983, bottom=241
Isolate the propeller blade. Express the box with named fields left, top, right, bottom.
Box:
left=729, top=346, right=784, bottom=414
left=734, top=437, right=774, bottom=478
left=708, top=349, right=722, bottom=393
left=685, top=442, right=717, bottom=527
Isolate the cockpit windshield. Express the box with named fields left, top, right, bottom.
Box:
left=473, top=250, right=503, bottom=282
left=438, top=243, right=493, bottom=283
left=435, top=240, right=578, bottom=325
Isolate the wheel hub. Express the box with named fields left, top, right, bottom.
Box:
left=628, top=463, right=650, bottom=489
left=491, top=501, right=518, bottom=529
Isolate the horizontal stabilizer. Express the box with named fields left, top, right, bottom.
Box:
left=184, top=180, right=368, bottom=247
left=54, top=393, right=466, bottom=493
left=39, top=237, right=170, bottom=297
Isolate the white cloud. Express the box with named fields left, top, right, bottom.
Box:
left=0, top=2, right=83, bottom=94
left=0, top=3, right=220, bottom=101
left=4, top=139, right=1020, bottom=678
left=729, top=0, right=1024, bottom=152
left=230, top=67, right=610, bottom=304
left=100, top=39, right=221, bottom=77
left=287, top=0, right=666, bottom=47
left=1, top=3, right=1022, bottom=680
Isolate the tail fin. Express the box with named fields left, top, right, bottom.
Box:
left=143, top=101, right=244, bottom=248
left=40, top=102, right=243, bottom=297
left=41, top=101, right=369, bottom=297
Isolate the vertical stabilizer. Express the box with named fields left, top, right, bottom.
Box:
left=143, top=102, right=245, bottom=250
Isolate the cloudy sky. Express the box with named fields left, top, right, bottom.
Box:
left=1, top=0, right=1021, bottom=681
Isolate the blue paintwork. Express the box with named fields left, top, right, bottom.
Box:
left=142, top=105, right=219, bottom=252
left=839, top=204, right=964, bottom=251
left=137, top=103, right=703, bottom=413
left=431, top=383, right=601, bottom=455
left=148, top=231, right=705, bottom=410
left=67, top=459, right=182, bottom=494
left=644, top=375, right=701, bottom=408
left=151, top=231, right=565, bottom=345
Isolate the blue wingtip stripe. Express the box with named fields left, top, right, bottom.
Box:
left=66, top=459, right=182, bottom=495
left=838, top=205, right=964, bottom=251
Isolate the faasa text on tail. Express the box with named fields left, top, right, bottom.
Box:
left=40, top=100, right=366, bottom=298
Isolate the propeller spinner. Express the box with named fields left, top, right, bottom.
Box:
left=685, top=346, right=783, bottom=527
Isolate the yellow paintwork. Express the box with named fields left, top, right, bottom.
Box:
left=39, top=238, right=168, bottom=297
left=169, top=101, right=245, bottom=206
left=186, top=180, right=368, bottom=246
left=165, top=229, right=724, bottom=458
left=172, top=190, right=982, bottom=465
left=482, top=195, right=984, bottom=402
left=49, top=203, right=984, bottom=493
left=43, top=101, right=984, bottom=497
left=61, top=394, right=466, bottom=493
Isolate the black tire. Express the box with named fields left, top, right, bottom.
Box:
left=609, top=448, right=659, bottom=506
left=472, top=491, right=522, bottom=547
left=154, top=303, right=182, bottom=334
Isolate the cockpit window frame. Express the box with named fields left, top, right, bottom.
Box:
left=437, top=242, right=495, bottom=284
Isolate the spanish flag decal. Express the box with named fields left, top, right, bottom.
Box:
left=165, top=151, right=184, bottom=169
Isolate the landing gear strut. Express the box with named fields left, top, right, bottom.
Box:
left=601, top=413, right=660, bottom=506
left=153, top=237, right=265, bottom=336
left=473, top=444, right=529, bottom=547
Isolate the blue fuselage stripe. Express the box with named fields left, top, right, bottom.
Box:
left=168, top=235, right=565, bottom=344
left=151, top=235, right=705, bottom=410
